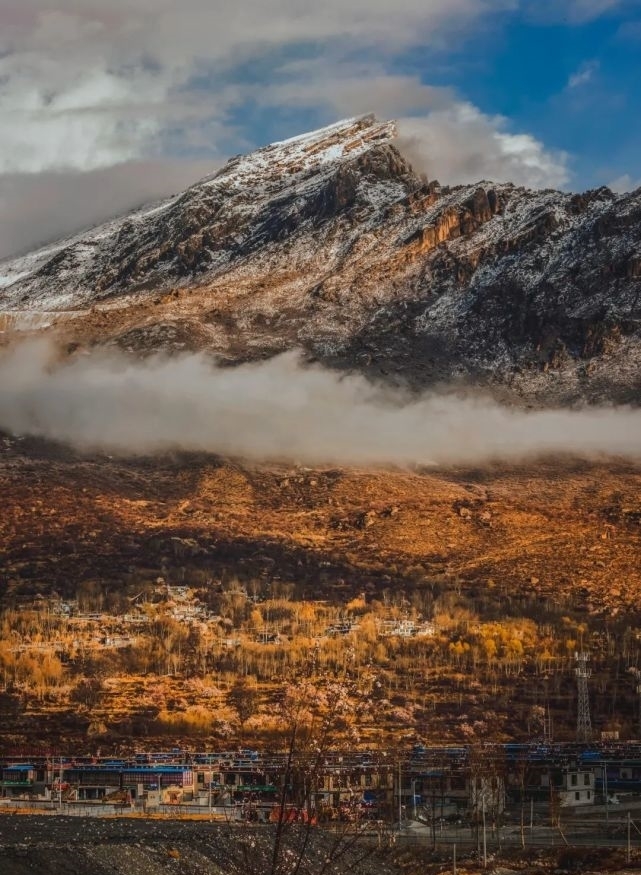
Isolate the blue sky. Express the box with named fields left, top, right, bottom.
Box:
left=454, top=8, right=641, bottom=189
left=1, top=0, right=640, bottom=257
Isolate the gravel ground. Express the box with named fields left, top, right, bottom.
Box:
left=0, top=815, right=399, bottom=875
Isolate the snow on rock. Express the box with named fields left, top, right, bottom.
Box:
left=0, top=115, right=397, bottom=312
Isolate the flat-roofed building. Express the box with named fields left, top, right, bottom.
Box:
left=1, top=764, right=36, bottom=797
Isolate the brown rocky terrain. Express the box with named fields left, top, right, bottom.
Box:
left=0, top=815, right=639, bottom=875
left=0, top=816, right=397, bottom=875
left=2, top=436, right=641, bottom=618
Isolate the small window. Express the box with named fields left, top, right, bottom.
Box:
left=575, top=791, right=580, bottom=800
left=587, top=790, right=591, bottom=799
left=584, top=773, right=590, bottom=786
left=571, top=774, right=577, bottom=786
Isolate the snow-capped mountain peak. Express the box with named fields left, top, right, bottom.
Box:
left=1, top=114, right=640, bottom=405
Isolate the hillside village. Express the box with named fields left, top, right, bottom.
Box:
left=2, top=565, right=641, bottom=753
left=0, top=578, right=441, bottom=741
left=9, top=580, right=436, bottom=656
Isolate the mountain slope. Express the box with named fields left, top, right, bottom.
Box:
left=1, top=114, right=640, bottom=403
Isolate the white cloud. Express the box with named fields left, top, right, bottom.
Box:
left=567, top=60, right=599, bottom=89
left=608, top=173, right=641, bottom=193
left=258, top=60, right=456, bottom=122
left=0, top=50, right=173, bottom=172
left=0, top=101, right=161, bottom=174
left=398, top=104, right=569, bottom=189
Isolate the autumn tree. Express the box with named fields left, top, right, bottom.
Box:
left=229, top=678, right=260, bottom=741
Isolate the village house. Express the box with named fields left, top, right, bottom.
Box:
left=555, top=767, right=596, bottom=807
left=377, top=618, right=435, bottom=638
left=526, top=765, right=596, bottom=807
left=314, top=759, right=395, bottom=818
left=0, top=764, right=38, bottom=798
left=61, top=764, right=197, bottom=804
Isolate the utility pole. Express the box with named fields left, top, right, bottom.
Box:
left=575, top=652, right=592, bottom=743
left=543, top=701, right=553, bottom=743
left=482, top=791, right=487, bottom=869
left=628, top=811, right=631, bottom=864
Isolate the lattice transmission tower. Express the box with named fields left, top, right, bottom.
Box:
left=627, top=667, right=641, bottom=738
left=575, top=652, right=592, bottom=743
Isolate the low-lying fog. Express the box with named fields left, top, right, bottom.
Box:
left=0, top=341, right=639, bottom=466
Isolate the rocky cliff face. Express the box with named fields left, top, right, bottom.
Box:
left=1, top=114, right=640, bottom=404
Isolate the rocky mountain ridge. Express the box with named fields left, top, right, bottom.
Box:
left=1, top=114, right=640, bottom=404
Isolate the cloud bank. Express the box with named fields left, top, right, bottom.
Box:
left=0, top=159, right=221, bottom=261
left=1, top=343, right=640, bottom=467
left=397, top=108, right=569, bottom=190
left=0, top=0, right=515, bottom=175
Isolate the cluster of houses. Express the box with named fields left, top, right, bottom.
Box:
left=16, top=588, right=436, bottom=656
left=377, top=618, right=435, bottom=638
left=1, top=745, right=639, bottom=819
